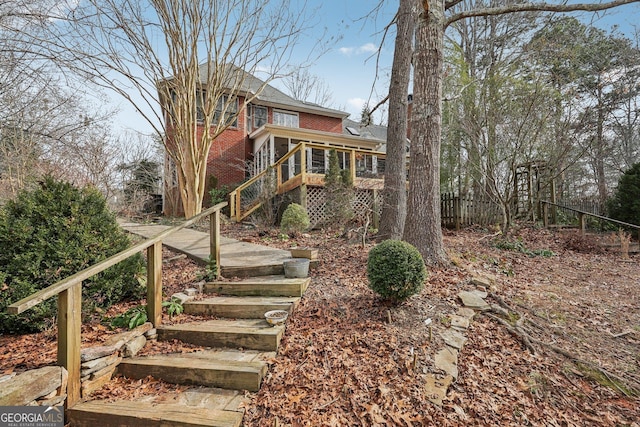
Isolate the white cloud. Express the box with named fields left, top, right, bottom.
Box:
left=358, top=43, right=377, bottom=54
left=347, top=97, right=367, bottom=117
left=338, top=43, right=379, bottom=57
left=339, top=47, right=355, bottom=56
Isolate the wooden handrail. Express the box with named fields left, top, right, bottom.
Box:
left=541, top=200, right=640, bottom=236
left=5, top=201, right=228, bottom=409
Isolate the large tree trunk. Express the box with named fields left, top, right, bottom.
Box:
left=403, top=0, right=448, bottom=266
left=378, top=0, right=416, bottom=240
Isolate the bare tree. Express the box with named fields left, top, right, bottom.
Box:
left=31, top=0, right=319, bottom=218
left=282, top=68, right=334, bottom=106
left=394, top=0, right=640, bottom=266
left=378, top=0, right=416, bottom=240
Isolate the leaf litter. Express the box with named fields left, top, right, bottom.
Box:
left=1, top=224, right=638, bottom=426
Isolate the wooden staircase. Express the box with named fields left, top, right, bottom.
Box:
left=68, top=275, right=311, bottom=427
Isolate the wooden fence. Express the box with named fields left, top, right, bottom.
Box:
left=441, top=192, right=503, bottom=229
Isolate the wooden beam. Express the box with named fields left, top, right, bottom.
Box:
left=58, top=283, right=81, bottom=409
left=210, top=209, right=221, bottom=279
left=146, top=241, right=162, bottom=327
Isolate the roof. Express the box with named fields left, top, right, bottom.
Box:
left=342, top=118, right=388, bottom=144
left=250, top=124, right=385, bottom=152
left=197, top=63, right=349, bottom=119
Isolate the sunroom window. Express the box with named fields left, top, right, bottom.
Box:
left=273, top=110, right=299, bottom=128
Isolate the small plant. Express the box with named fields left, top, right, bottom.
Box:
left=162, top=297, right=184, bottom=318
left=493, top=238, right=554, bottom=257
left=367, top=240, right=427, bottom=303
left=110, top=305, right=148, bottom=329
left=280, top=203, right=310, bottom=234
left=197, top=256, right=218, bottom=282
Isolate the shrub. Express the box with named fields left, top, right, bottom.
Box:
left=367, top=240, right=427, bottom=303
left=280, top=203, right=310, bottom=234
left=607, top=162, right=640, bottom=226
left=0, top=177, right=144, bottom=334
left=209, top=185, right=230, bottom=206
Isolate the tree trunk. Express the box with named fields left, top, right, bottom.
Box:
left=403, top=0, right=448, bottom=267
left=378, top=0, right=416, bottom=240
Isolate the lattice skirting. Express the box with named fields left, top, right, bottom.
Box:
left=306, top=186, right=382, bottom=226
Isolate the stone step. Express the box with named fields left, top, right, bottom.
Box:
left=117, top=350, right=269, bottom=391
left=68, top=388, right=244, bottom=427
left=158, top=319, right=285, bottom=351
left=206, top=275, right=310, bottom=297
left=183, top=296, right=299, bottom=318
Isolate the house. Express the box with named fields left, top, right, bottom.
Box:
left=163, top=64, right=389, bottom=223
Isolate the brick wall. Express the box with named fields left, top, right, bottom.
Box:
left=299, top=112, right=343, bottom=133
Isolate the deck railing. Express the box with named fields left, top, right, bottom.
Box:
left=6, top=202, right=228, bottom=409
left=229, top=142, right=386, bottom=221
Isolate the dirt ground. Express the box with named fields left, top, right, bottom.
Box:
left=1, top=223, right=639, bottom=426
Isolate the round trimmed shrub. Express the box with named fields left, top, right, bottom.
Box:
left=367, top=240, right=427, bottom=303
left=0, top=177, right=144, bottom=334
left=280, top=203, right=310, bottom=234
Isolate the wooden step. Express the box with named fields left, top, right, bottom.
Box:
left=183, top=296, right=299, bottom=318
left=68, top=398, right=243, bottom=427
left=206, top=275, right=310, bottom=297
left=158, top=319, right=285, bottom=351
left=117, top=352, right=267, bottom=391
left=221, top=263, right=284, bottom=278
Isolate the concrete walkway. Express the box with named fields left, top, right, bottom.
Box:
left=118, top=220, right=292, bottom=277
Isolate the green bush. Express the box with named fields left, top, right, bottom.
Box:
left=367, top=240, right=427, bottom=303
left=280, top=203, right=310, bottom=234
left=0, top=177, right=144, bottom=334
left=608, top=162, right=640, bottom=226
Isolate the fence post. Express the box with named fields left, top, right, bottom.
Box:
left=147, top=241, right=163, bottom=326
left=454, top=196, right=461, bottom=231
left=210, top=208, right=222, bottom=279
left=58, top=283, right=81, bottom=409
left=578, top=212, right=586, bottom=235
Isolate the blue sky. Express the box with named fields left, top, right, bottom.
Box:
left=112, top=1, right=640, bottom=136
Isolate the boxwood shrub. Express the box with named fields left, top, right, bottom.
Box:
left=0, top=177, right=144, bottom=334
left=367, top=239, right=427, bottom=303
left=280, top=203, right=310, bottom=234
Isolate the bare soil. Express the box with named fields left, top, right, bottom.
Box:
left=1, top=223, right=638, bottom=427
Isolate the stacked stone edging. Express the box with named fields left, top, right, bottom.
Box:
left=425, top=280, right=491, bottom=405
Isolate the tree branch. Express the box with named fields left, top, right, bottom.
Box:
left=445, top=0, right=465, bottom=11
left=446, top=0, right=640, bottom=27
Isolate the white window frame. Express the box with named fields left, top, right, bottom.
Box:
left=273, top=110, right=299, bottom=128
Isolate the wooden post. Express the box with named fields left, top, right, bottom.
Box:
left=542, top=202, right=549, bottom=228
left=350, top=150, right=356, bottom=184
left=229, top=192, right=236, bottom=221
left=454, top=196, right=461, bottom=231
left=300, top=142, right=307, bottom=183
left=58, top=283, right=81, bottom=409
left=578, top=212, right=586, bottom=235
left=550, top=180, right=557, bottom=225
left=210, top=208, right=222, bottom=279
left=276, top=164, right=282, bottom=192
left=146, top=241, right=162, bottom=326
